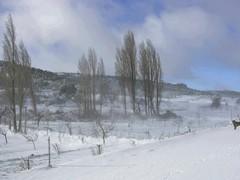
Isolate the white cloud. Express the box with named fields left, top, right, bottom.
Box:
left=131, top=6, right=237, bottom=81
left=0, top=0, right=119, bottom=73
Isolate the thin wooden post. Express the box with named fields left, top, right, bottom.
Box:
left=27, top=158, right=30, bottom=170
left=24, top=106, right=27, bottom=134
left=48, top=136, right=52, bottom=167
left=97, top=144, right=102, bottom=155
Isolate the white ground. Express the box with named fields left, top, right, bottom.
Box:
left=28, top=95, right=239, bottom=139
left=3, top=126, right=240, bottom=180
left=1, top=95, right=240, bottom=179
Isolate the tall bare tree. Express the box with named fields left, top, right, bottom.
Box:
left=139, top=42, right=149, bottom=115
left=97, top=58, right=108, bottom=115
left=78, top=48, right=100, bottom=117
left=16, top=41, right=34, bottom=132
left=155, top=51, right=162, bottom=115
left=115, top=48, right=127, bottom=115
left=116, top=31, right=137, bottom=113
left=88, top=48, right=97, bottom=111
left=1, top=15, right=37, bottom=132
left=139, top=40, right=163, bottom=115
left=78, top=54, right=91, bottom=116
left=2, top=14, right=18, bottom=132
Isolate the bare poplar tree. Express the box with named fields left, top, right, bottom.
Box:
left=139, top=42, right=149, bottom=115
left=1, top=14, right=18, bottom=132
left=1, top=15, right=37, bottom=132
left=78, top=54, right=91, bottom=116
left=116, top=31, right=137, bottom=113
left=125, top=31, right=137, bottom=113
left=78, top=48, right=103, bottom=117
left=16, top=41, right=33, bottom=132
left=155, top=51, right=163, bottom=115
left=97, top=58, right=108, bottom=115
left=88, top=48, right=97, bottom=112
left=115, top=48, right=128, bottom=115
left=139, top=40, right=163, bottom=116
left=16, top=42, right=26, bottom=132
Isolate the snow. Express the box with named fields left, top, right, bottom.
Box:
left=1, top=94, right=240, bottom=179
left=24, top=94, right=238, bottom=141
left=2, top=126, right=239, bottom=180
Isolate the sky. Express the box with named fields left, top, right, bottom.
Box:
left=0, top=0, right=239, bottom=91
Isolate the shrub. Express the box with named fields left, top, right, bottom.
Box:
left=59, top=84, right=77, bottom=98
left=160, top=110, right=178, bottom=119
left=211, top=95, right=221, bottom=108
left=236, top=98, right=240, bottom=104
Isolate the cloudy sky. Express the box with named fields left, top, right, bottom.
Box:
left=0, top=0, right=239, bottom=90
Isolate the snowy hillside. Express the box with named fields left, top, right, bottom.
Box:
left=4, top=126, right=239, bottom=180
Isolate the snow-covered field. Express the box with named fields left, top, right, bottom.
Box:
left=25, top=95, right=238, bottom=139
left=1, top=95, right=240, bottom=179
left=2, top=126, right=240, bottom=180
left=0, top=128, right=157, bottom=179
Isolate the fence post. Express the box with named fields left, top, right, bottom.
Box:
left=24, top=106, right=27, bottom=134
left=48, top=136, right=52, bottom=167
left=97, top=144, right=102, bottom=155
left=27, top=158, right=30, bottom=170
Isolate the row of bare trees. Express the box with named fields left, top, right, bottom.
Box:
left=77, top=49, right=108, bottom=117
left=115, top=31, right=163, bottom=116
left=0, top=15, right=36, bottom=132
left=77, top=31, right=162, bottom=118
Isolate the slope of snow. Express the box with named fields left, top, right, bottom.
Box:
left=11, top=126, right=240, bottom=180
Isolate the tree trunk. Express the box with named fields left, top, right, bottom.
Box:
left=123, top=85, right=127, bottom=115
left=18, top=105, right=23, bottom=132
left=12, top=72, right=17, bottom=132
